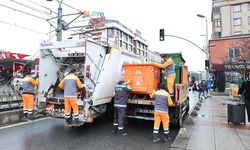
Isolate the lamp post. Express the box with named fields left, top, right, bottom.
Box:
left=197, top=14, right=209, bottom=79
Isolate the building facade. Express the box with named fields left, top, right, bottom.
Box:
left=73, top=19, right=162, bottom=63
left=212, top=0, right=250, bottom=39
left=210, top=0, right=250, bottom=80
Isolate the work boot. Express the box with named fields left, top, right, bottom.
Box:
left=26, top=113, right=35, bottom=120
left=22, top=113, right=28, bottom=121
left=152, top=133, right=160, bottom=143
left=65, top=118, right=73, bottom=127
left=117, top=129, right=127, bottom=136
left=74, top=118, right=83, bottom=127
left=164, top=133, right=171, bottom=142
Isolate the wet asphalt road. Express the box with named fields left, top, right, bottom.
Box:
left=0, top=117, right=179, bottom=150
left=0, top=92, right=198, bottom=150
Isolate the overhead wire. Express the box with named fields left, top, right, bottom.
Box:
left=9, top=0, right=54, bottom=17
left=0, top=1, right=58, bottom=37
left=0, top=3, right=47, bottom=20
left=25, top=0, right=57, bottom=15
left=0, top=19, right=46, bottom=35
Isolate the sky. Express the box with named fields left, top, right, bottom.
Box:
left=0, top=0, right=212, bottom=71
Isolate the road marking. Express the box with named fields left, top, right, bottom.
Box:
left=0, top=117, right=51, bottom=130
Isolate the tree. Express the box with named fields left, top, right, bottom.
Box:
left=232, top=37, right=250, bottom=77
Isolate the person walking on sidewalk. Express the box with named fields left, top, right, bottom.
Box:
left=238, top=72, right=250, bottom=122
left=150, top=82, right=175, bottom=143
left=58, top=68, right=84, bottom=127
left=113, top=80, right=131, bottom=136
left=21, top=70, right=39, bottom=120
left=198, top=80, right=206, bottom=99
left=206, top=79, right=212, bottom=97
left=154, top=54, right=176, bottom=97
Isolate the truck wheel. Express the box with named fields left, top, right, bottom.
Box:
left=177, top=106, right=183, bottom=128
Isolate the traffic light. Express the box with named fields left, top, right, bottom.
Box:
left=159, top=29, right=165, bottom=41
left=205, top=60, right=210, bottom=70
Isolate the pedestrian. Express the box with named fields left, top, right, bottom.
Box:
left=198, top=80, right=206, bottom=99
left=21, top=70, right=39, bottom=120
left=150, top=82, right=175, bottom=143
left=238, top=72, right=250, bottom=122
left=192, top=81, right=198, bottom=93
left=154, top=54, right=176, bottom=97
left=206, top=79, right=212, bottom=97
left=113, top=80, right=131, bottom=136
left=58, top=68, right=84, bottom=127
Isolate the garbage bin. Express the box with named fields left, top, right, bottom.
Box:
left=123, top=64, right=160, bottom=94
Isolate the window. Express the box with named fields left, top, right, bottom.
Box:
left=120, top=31, right=122, bottom=38
left=129, top=36, right=132, bottom=44
left=214, top=19, right=221, bottom=27
left=138, top=49, right=141, bottom=55
left=248, top=16, right=250, bottom=25
left=214, top=32, right=221, bottom=39
left=108, top=29, right=114, bottom=38
left=233, top=5, right=241, bottom=13
left=248, top=3, right=250, bottom=11
left=122, top=42, right=127, bottom=50
left=213, top=7, right=220, bottom=14
left=122, top=33, right=127, bottom=41
left=120, top=40, right=122, bottom=48
left=228, top=48, right=240, bottom=61
left=234, top=31, right=242, bottom=35
left=133, top=47, right=137, bottom=54
left=233, top=18, right=241, bottom=26
left=129, top=45, right=132, bottom=52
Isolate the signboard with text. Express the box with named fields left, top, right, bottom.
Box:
left=211, top=63, right=250, bottom=71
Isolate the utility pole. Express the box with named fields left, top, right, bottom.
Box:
left=56, top=0, right=63, bottom=41
left=47, top=0, right=63, bottom=41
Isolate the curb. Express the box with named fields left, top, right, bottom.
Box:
left=0, top=109, right=23, bottom=126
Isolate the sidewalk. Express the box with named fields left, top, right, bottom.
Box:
left=170, top=91, right=250, bottom=150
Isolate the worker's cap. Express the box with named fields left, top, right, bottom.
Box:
left=158, top=82, right=166, bottom=90
left=160, top=54, right=169, bottom=58
left=69, top=68, right=76, bottom=73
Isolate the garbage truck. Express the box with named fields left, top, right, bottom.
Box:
left=123, top=53, right=189, bottom=127
left=37, top=38, right=160, bottom=124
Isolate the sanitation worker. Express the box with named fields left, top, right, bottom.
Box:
left=21, top=70, right=39, bottom=120
left=150, top=82, right=175, bottom=143
left=113, top=80, right=131, bottom=136
left=238, top=72, right=250, bottom=122
left=58, top=68, right=84, bottom=127
left=154, top=54, right=176, bottom=97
